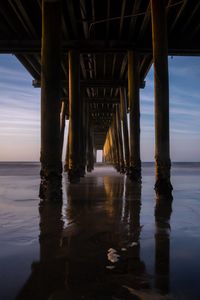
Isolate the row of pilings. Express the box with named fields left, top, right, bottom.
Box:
left=39, top=0, right=173, bottom=201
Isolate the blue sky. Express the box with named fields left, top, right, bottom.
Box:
left=0, top=54, right=199, bottom=161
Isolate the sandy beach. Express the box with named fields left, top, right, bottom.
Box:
left=0, top=163, right=200, bottom=299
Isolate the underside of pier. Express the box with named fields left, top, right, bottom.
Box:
left=0, top=0, right=200, bottom=199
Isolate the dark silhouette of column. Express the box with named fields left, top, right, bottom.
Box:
left=68, top=50, right=81, bottom=182
left=128, top=51, right=141, bottom=182
left=40, top=0, right=62, bottom=201
left=113, top=111, right=121, bottom=172
left=116, top=105, right=125, bottom=173
left=120, top=88, right=130, bottom=174
left=124, top=179, right=148, bottom=288
left=16, top=198, right=66, bottom=299
left=151, top=0, right=173, bottom=198
left=87, top=124, right=94, bottom=172
left=79, top=95, right=86, bottom=177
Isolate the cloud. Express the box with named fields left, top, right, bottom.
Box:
left=169, top=57, right=200, bottom=79
left=0, top=55, right=199, bottom=161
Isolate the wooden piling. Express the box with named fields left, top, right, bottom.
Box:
left=68, top=49, right=81, bottom=182
left=87, top=125, right=94, bottom=172
left=120, top=87, right=130, bottom=173
left=128, top=51, right=141, bottom=182
left=79, top=95, right=86, bottom=177
left=113, top=112, right=121, bottom=172
left=151, top=0, right=173, bottom=197
left=40, top=0, right=62, bottom=201
left=116, top=105, right=125, bottom=173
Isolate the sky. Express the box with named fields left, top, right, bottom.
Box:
left=0, top=54, right=199, bottom=162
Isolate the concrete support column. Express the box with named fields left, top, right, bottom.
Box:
left=104, top=127, right=114, bottom=165
left=108, top=129, right=113, bottom=164
left=128, top=51, right=141, bottom=182
left=93, top=147, right=96, bottom=165
left=112, top=119, right=119, bottom=170
left=120, top=88, right=130, bottom=173
left=116, top=105, right=125, bottom=173
left=83, top=100, right=87, bottom=170
left=79, top=95, right=86, bottom=177
left=103, top=131, right=109, bottom=163
left=68, top=50, right=81, bottom=182
left=40, top=0, right=62, bottom=201
left=113, top=112, right=120, bottom=172
left=87, top=125, right=94, bottom=171
left=86, top=108, right=94, bottom=172
left=151, top=0, right=173, bottom=197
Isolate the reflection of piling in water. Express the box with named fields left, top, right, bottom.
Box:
left=122, top=179, right=148, bottom=287
left=16, top=201, right=66, bottom=300
left=128, top=183, right=142, bottom=243
left=154, top=196, right=172, bottom=294
left=39, top=202, right=64, bottom=260
left=103, top=175, right=124, bottom=219
left=125, top=181, right=144, bottom=271
left=124, top=179, right=142, bottom=242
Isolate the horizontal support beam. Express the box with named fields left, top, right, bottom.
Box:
left=33, top=79, right=127, bottom=88
left=87, top=97, right=120, bottom=104
left=92, top=121, right=112, bottom=124
left=82, top=79, right=127, bottom=88
left=33, top=79, right=145, bottom=89
left=0, top=40, right=198, bottom=55
left=91, top=114, right=113, bottom=117
left=90, top=111, right=114, bottom=115
left=61, top=97, right=120, bottom=104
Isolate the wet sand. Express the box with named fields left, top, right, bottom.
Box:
left=0, top=163, right=200, bottom=299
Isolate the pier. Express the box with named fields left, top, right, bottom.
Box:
left=1, top=0, right=200, bottom=199
left=1, top=2, right=200, bottom=299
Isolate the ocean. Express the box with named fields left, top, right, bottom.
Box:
left=0, top=162, right=200, bottom=299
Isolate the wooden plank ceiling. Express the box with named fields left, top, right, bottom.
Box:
left=0, top=0, right=200, bottom=148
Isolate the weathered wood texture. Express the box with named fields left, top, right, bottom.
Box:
left=128, top=51, right=141, bottom=181
left=68, top=50, right=81, bottom=182
left=151, top=0, right=172, bottom=196
left=40, top=0, right=62, bottom=177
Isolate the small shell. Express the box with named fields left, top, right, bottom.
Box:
left=108, top=248, right=117, bottom=253
left=130, top=242, right=138, bottom=247
left=106, top=265, right=115, bottom=270
left=121, top=248, right=127, bottom=251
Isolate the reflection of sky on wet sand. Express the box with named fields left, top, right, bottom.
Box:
left=0, top=163, right=200, bottom=299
